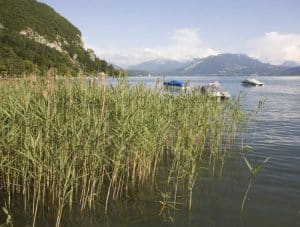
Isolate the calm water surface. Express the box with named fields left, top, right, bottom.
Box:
left=102, top=76, right=300, bottom=227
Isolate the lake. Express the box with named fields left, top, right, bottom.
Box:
left=100, top=75, right=300, bottom=227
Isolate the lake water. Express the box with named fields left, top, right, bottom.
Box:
left=101, top=75, right=300, bottom=227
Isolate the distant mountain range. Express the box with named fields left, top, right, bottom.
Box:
left=281, top=61, right=300, bottom=67
left=128, top=59, right=188, bottom=73
left=281, top=66, right=300, bottom=75
left=127, top=69, right=153, bottom=77
left=174, top=54, right=286, bottom=76
left=128, top=54, right=300, bottom=76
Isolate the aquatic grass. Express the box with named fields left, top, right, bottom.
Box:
left=241, top=156, right=271, bottom=213
left=0, top=77, right=245, bottom=226
left=240, top=156, right=271, bottom=227
left=0, top=207, right=13, bottom=227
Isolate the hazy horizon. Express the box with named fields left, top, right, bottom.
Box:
left=40, top=0, right=300, bottom=67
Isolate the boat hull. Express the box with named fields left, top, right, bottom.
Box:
left=242, top=78, right=264, bottom=86
left=201, top=81, right=231, bottom=99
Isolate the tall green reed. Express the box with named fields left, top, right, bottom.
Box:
left=0, top=77, right=245, bottom=226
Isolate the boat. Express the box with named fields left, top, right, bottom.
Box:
left=242, top=78, right=264, bottom=86
left=163, top=80, right=190, bottom=90
left=201, top=81, right=231, bottom=99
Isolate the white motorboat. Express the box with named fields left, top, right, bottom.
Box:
left=242, top=78, right=264, bottom=86
left=201, top=81, right=231, bottom=99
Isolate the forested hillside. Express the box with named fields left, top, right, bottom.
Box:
left=0, top=0, right=126, bottom=77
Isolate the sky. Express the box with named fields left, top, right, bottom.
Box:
left=40, top=0, right=300, bottom=66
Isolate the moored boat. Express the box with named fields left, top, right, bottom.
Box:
left=201, top=81, right=231, bottom=99
left=242, top=78, right=264, bottom=86
left=163, top=80, right=190, bottom=90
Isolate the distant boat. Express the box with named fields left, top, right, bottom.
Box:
left=163, top=80, right=190, bottom=90
left=242, top=78, right=264, bottom=86
left=201, top=81, right=231, bottom=99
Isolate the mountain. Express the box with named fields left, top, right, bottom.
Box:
left=281, top=66, right=300, bottom=75
left=172, top=54, right=284, bottom=76
left=128, top=59, right=189, bottom=73
left=0, top=0, right=126, bottom=77
left=127, top=70, right=153, bottom=77
left=281, top=61, right=300, bottom=67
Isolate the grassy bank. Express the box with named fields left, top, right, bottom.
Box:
left=0, top=77, right=245, bottom=226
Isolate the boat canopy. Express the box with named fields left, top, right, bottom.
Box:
left=163, top=80, right=185, bottom=87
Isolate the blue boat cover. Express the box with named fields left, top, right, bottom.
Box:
left=163, top=80, right=184, bottom=87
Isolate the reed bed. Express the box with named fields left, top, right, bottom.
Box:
left=0, top=77, right=245, bottom=226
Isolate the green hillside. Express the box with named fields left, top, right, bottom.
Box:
left=0, top=0, right=126, bottom=77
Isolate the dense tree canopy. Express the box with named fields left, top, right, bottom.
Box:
left=0, top=0, right=126, bottom=77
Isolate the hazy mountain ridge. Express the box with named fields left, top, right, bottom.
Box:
left=173, top=54, right=285, bottom=76
left=281, top=66, right=300, bottom=75
left=281, top=61, right=300, bottom=67
left=128, top=59, right=189, bottom=73
left=0, top=0, right=125, bottom=77
left=129, top=54, right=296, bottom=76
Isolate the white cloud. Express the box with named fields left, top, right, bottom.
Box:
left=92, top=28, right=219, bottom=66
left=246, top=32, right=300, bottom=64
left=90, top=30, right=300, bottom=66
